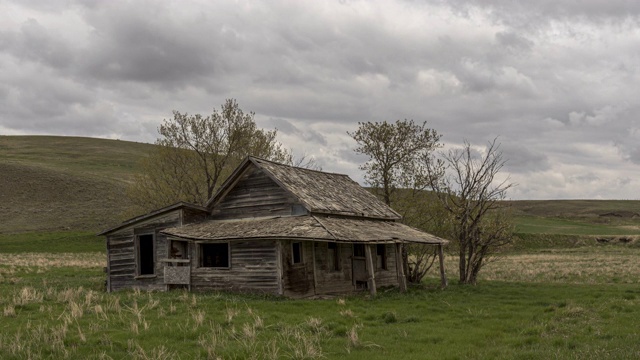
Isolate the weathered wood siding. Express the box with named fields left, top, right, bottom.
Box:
left=106, top=211, right=181, bottom=292
left=183, top=208, right=209, bottom=224
left=211, top=166, right=301, bottom=219
left=190, top=240, right=280, bottom=294
left=282, top=240, right=316, bottom=298
left=373, top=244, right=400, bottom=288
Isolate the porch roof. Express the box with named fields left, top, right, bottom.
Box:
left=161, top=215, right=448, bottom=245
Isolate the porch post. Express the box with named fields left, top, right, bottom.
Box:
left=395, top=243, right=407, bottom=292
left=311, top=242, right=318, bottom=295
left=364, top=244, right=377, bottom=296
left=438, top=244, right=448, bottom=288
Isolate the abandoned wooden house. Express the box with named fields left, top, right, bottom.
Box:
left=99, top=157, right=448, bottom=297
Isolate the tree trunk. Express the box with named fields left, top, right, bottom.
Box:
left=458, top=239, right=466, bottom=283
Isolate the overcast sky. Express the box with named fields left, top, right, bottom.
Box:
left=1, top=0, right=639, bottom=200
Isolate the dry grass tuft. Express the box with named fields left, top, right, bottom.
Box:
left=0, top=253, right=104, bottom=268
left=3, top=305, right=16, bottom=317
left=477, top=250, right=640, bottom=284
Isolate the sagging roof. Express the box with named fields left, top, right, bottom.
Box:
left=97, top=202, right=208, bottom=236
left=207, top=157, right=402, bottom=220
left=162, top=215, right=447, bottom=245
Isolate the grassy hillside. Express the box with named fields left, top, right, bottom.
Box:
left=1, top=135, right=639, bottom=238
left=0, top=136, right=155, bottom=233
left=507, top=200, right=640, bottom=236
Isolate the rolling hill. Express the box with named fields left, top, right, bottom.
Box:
left=1, top=135, right=639, bottom=237
left=0, top=136, right=155, bottom=233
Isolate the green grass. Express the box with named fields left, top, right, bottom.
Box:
left=2, top=233, right=640, bottom=359
left=0, top=135, right=153, bottom=182
left=508, top=199, right=640, bottom=218
left=1, top=268, right=639, bottom=359
left=0, top=231, right=104, bottom=254
left=514, top=215, right=640, bottom=236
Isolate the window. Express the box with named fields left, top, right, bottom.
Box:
left=327, top=242, right=340, bottom=271
left=292, top=242, right=303, bottom=264
left=200, top=243, right=230, bottom=268
left=353, top=244, right=365, bottom=257
left=376, top=244, right=388, bottom=270
left=137, top=234, right=155, bottom=276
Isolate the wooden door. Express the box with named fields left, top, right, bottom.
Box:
left=352, top=244, right=368, bottom=287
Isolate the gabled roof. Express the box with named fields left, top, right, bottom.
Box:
left=207, top=157, right=401, bottom=220
left=162, top=215, right=447, bottom=245
left=98, top=202, right=208, bottom=236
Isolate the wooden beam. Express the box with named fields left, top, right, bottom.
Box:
left=106, top=236, right=112, bottom=293
left=311, top=242, right=318, bottom=295
left=395, top=243, right=407, bottom=292
left=364, top=244, right=377, bottom=297
left=276, top=240, right=284, bottom=295
left=438, top=244, right=448, bottom=288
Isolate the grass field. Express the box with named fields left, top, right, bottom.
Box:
left=1, top=232, right=640, bottom=359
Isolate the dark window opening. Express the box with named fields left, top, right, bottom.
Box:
left=292, top=242, right=303, bottom=264
left=138, top=234, right=155, bottom=275
left=328, top=242, right=340, bottom=271
left=353, top=244, right=365, bottom=257
left=376, top=244, right=388, bottom=270
left=200, top=243, right=229, bottom=268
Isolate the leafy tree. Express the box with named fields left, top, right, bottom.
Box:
left=348, top=120, right=441, bottom=206
left=425, top=139, right=514, bottom=285
left=127, top=99, right=290, bottom=214
left=349, top=120, right=444, bottom=283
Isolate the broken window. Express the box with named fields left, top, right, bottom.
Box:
left=292, top=242, right=303, bottom=264
left=353, top=244, right=365, bottom=257
left=200, top=243, right=230, bottom=268
left=376, top=244, right=388, bottom=270
left=137, top=234, right=155, bottom=276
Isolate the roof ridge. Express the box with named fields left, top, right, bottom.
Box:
left=249, top=156, right=350, bottom=177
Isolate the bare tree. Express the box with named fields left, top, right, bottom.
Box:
left=127, top=99, right=291, bottom=214
left=426, top=139, right=514, bottom=285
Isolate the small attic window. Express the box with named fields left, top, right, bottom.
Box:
left=292, top=204, right=307, bottom=215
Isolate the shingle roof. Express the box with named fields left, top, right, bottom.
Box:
left=162, top=215, right=447, bottom=245
left=207, top=157, right=401, bottom=220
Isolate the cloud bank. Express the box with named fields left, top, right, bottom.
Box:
left=1, top=0, right=640, bottom=199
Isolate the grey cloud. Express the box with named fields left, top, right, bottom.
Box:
left=569, top=173, right=600, bottom=184
left=78, top=4, right=219, bottom=87
left=495, top=31, right=533, bottom=52
left=0, top=19, right=73, bottom=69
left=501, top=143, right=551, bottom=174
left=2, top=0, right=640, bottom=199
left=265, top=118, right=327, bottom=146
